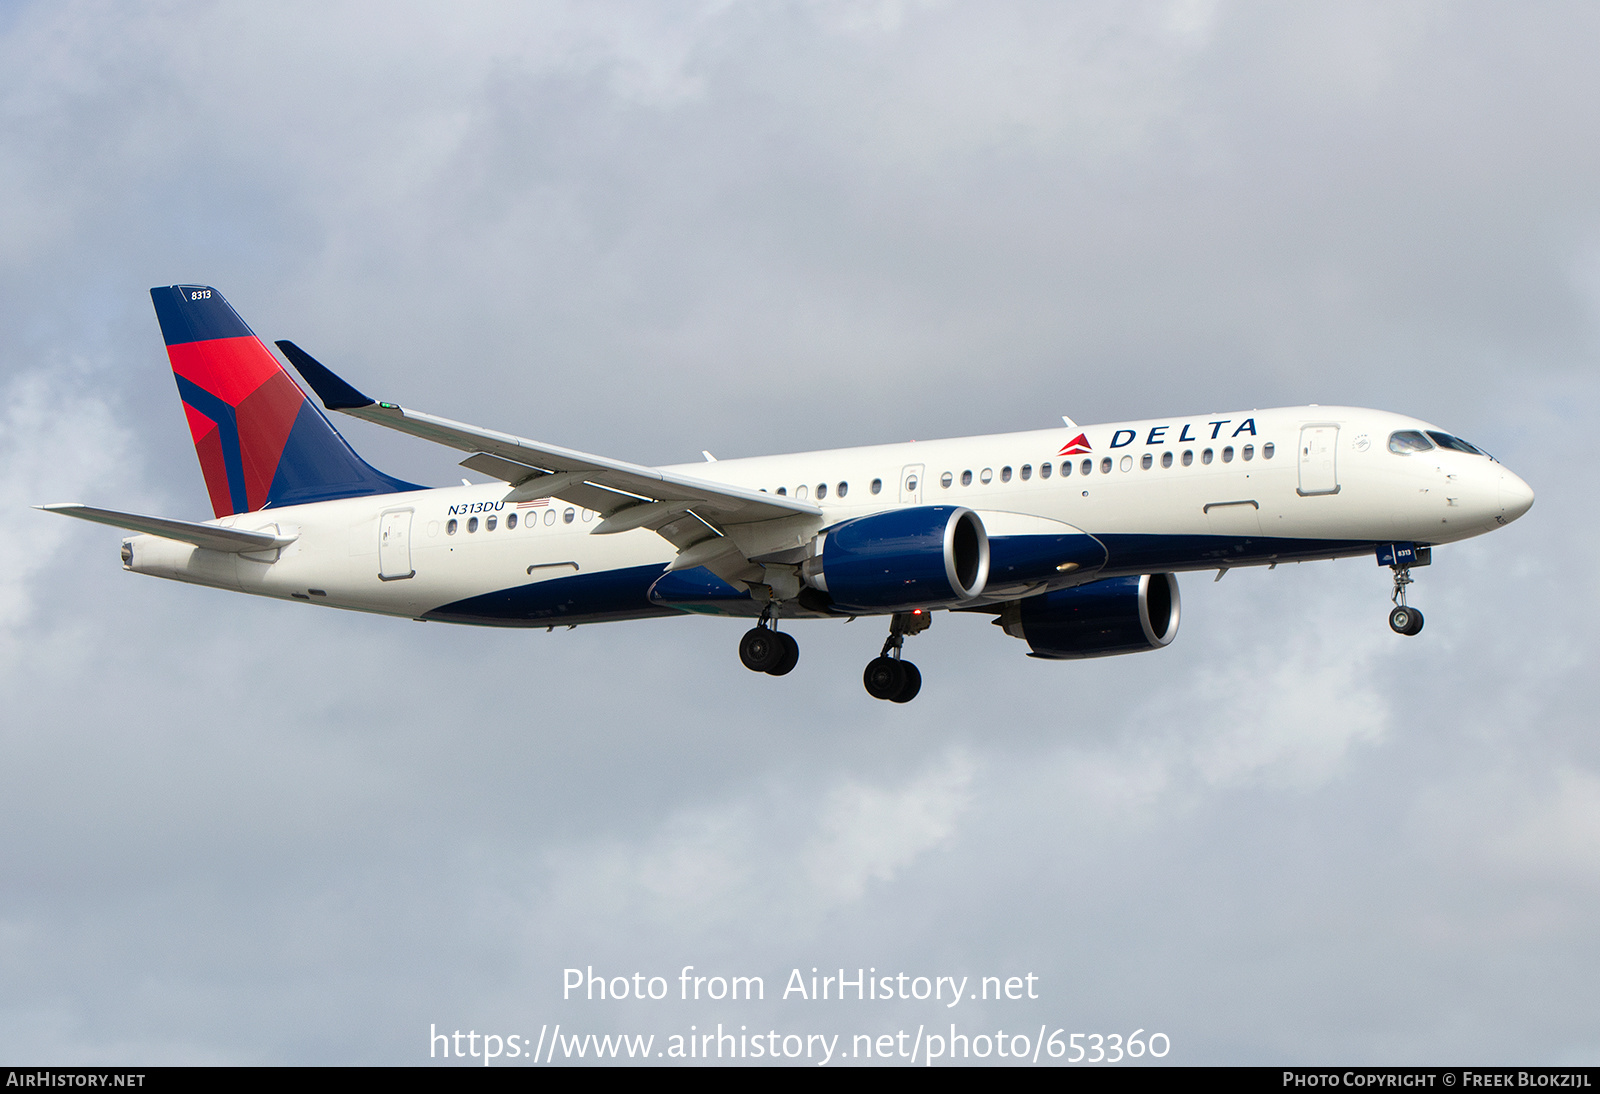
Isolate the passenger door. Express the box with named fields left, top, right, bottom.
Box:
left=378, top=509, right=415, bottom=580
left=1297, top=425, right=1341, bottom=496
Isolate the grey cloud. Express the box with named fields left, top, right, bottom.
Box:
left=0, top=0, right=1595, bottom=1065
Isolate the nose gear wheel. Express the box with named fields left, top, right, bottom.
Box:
left=1387, top=565, right=1424, bottom=636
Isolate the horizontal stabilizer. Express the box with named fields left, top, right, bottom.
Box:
left=36, top=503, right=297, bottom=553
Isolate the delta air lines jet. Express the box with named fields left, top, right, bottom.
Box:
left=39, top=286, right=1535, bottom=702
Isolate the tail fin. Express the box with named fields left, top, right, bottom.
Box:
left=150, top=285, right=418, bottom=516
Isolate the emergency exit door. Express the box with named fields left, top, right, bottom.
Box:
left=900, top=464, right=924, bottom=505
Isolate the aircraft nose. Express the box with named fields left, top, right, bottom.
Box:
left=1498, top=467, right=1535, bottom=524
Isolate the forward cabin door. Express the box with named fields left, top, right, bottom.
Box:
left=378, top=509, right=415, bottom=580
left=1297, top=425, right=1341, bottom=496
left=900, top=464, right=924, bottom=505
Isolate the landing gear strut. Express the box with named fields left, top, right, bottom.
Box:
left=864, top=610, right=929, bottom=703
left=739, top=605, right=799, bottom=676
left=1387, top=565, right=1424, bottom=636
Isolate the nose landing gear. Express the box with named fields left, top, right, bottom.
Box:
left=739, top=606, right=800, bottom=675
left=864, top=610, right=930, bottom=703
left=1387, top=565, right=1424, bottom=636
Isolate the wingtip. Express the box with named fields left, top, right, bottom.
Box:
left=275, top=340, right=376, bottom=411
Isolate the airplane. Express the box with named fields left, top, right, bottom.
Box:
left=38, top=286, right=1535, bottom=703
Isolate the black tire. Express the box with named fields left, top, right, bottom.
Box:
left=863, top=656, right=906, bottom=700
left=739, top=627, right=783, bottom=672
left=1389, top=606, right=1424, bottom=636
left=766, top=631, right=800, bottom=676
left=890, top=661, right=922, bottom=703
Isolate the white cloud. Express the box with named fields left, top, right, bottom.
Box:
left=0, top=367, right=135, bottom=636
left=802, top=749, right=974, bottom=904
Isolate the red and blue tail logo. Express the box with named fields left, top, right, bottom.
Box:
left=150, top=286, right=417, bottom=517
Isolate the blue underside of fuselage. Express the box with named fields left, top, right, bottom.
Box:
left=420, top=534, right=1375, bottom=627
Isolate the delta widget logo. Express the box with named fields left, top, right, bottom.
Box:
left=1058, top=433, right=1092, bottom=456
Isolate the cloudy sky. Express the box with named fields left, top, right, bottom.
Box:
left=2, top=0, right=1597, bottom=1066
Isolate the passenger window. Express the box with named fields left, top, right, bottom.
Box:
left=1100, top=457, right=1112, bottom=474
left=1263, top=442, right=1275, bottom=459
left=447, top=518, right=458, bottom=535
left=1182, top=450, right=1193, bottom=466
left=1119, top=455, right=1133, bottom=472
left=1242, top=445, right=1254, bottom=461
left=1080, top=459, right=1092, bottom=476
left=980, top=468, right=993, bottom=484
left=961, top=470, right=973, bottom=486
left=468, top=516, right=479, bottom=533
left=1141, top=453, right=1153, bottom=470
left=1061, top=460, right=1071, bottom=477
left=582, top=509, right=593, bottom=522
left=1202, top=448, right=1214, bottom=465
left=941, top=472, right=953, bottom=488
left=486, top=515, right=498, bottom=531
left=1000, top=466, right=1012, bottom=483
left=544, top=509, right=556, bottom=525
left=776, top=487, right=787, bottom=496
left=507, top=512, right=517, bottom=529
left=906, top=475, right=918, bottom=492
left=816, top=483, right=827, bottom=499
left=564, top=507, right=576, bottom=523
left=1222, top=446, right=1233, bottom=463
left=837, top=482, right=848, bottom=498
left=1021, top=464, right=1032, bottom=480
left=1161, top=451, right=1173, bottom=468
left=1040, top=462, right=1052, bottom=479
left=796, top=485, right=808, bottom=500
left=871, top=478, right=882, bottom=495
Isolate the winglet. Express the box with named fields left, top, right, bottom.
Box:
left=275, top=340, right=376, bottom=410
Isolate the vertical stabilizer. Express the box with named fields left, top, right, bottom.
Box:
left=150, top=286, right=417, bottom=516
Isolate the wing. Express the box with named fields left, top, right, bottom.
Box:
left=277, top=341, right=822, bottom=586
left=36, top=503, right=296, bottom=553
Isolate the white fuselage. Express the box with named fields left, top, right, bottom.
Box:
left=122, top=406, right=1534, bottom=626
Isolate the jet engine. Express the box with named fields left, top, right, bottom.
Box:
left=800, top=506, right=989, bottom=611
left=1001, top=573, right=1180, bottom=659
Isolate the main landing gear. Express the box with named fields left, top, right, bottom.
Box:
left=863, top=610, right=930, bottom=703
left=735, top=607, right=930, bottom=702
left=1387, top=564, right=1424, bottom=636
left=739, top=607, right=799, bottom=676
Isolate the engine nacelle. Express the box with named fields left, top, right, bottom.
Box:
left=800, top=506, right=989, bottom=611
left=1004, top=573, right=1180, bottom=659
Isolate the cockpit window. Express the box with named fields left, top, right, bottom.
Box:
left=1425, top=431, right=1487, bottom=456
left=1388, top=430, right=1434, bottom=454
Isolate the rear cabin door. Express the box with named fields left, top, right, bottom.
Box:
left=900, top=464, right=924, bottom=505
left=1297, top=425, right=1341, bottom=496
left=378, top=509, right=415, bottom=580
